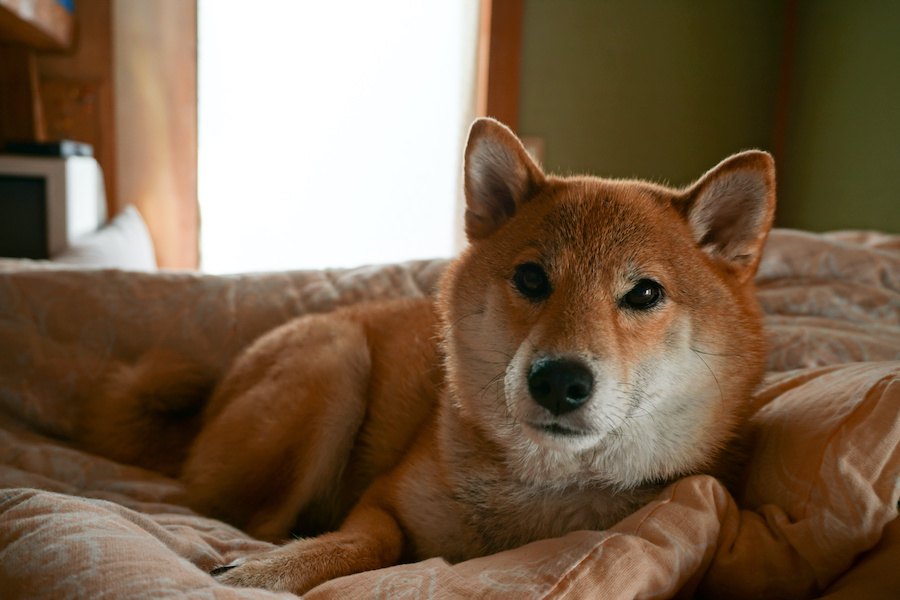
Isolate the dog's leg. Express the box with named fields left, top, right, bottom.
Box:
left=213, top=491, right=405, bottom=594
left=182, top=315, right=373, bottom=540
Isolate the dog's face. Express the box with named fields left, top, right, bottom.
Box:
left=439, top=118, right=775, bottom=488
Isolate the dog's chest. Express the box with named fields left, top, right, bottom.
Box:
left=453, top=472, right=642, bottom=557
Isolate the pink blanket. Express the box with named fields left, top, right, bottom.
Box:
left=1, top=229, right=897, bottom=599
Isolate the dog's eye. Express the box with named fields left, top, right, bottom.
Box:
left=622, top=279, right=664, bottom=310
left=513, top=262, right=552, bottom=302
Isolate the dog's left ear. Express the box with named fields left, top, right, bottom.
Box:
left=463, top=118, right=545, bottom=240
left=676, top=151, right=776, bottom=282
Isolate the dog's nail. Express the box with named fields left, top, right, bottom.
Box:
left=210, top=558, right=244, bottom=577
left=210, top=564, right=236, bottom=576
left=210, top=564, right=237, bottom=576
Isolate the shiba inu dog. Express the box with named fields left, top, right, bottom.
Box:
left=82, top=118, right=775, bottom=594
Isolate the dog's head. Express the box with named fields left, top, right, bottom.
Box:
left=438, top=118, right=775, bottom=488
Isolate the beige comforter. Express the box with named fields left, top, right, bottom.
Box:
left=0, top=229, right=898, bottom=599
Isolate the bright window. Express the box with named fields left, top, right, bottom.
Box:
left=198, top=1, right=479, bottom=273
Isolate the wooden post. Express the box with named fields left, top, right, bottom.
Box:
left=476, top=0, right=524, bottom=132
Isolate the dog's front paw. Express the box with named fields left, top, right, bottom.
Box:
left=211, top=537, right=359, bottom=594
left=211, top=551, right=303, bottom=593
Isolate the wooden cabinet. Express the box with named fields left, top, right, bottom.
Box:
left=0, top=0, right=199, bottom=268
left=0, top=0, right=115, bottom=223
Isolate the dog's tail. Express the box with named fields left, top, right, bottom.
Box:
left=77, top=349, right=218, bottom=477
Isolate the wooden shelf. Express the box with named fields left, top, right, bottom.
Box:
left=0, top=0, right=73, bottom=51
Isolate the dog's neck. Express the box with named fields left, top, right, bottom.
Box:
left=432, top=390, right=661, bottom=556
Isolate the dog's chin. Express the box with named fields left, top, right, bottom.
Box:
left=521, top=420, right=601, bottom=452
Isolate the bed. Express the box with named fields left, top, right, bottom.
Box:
left=1, top=228, right=898, bottom=599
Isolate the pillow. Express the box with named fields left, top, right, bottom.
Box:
left=52, top=205, right=157, bottom=271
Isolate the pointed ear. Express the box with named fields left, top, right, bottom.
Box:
left=463, top=118, right=545, bottom=240
left=676, top=151, right=776, bottom=282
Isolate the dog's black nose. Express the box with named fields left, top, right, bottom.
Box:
left=527, top=358, right=593, bottom=415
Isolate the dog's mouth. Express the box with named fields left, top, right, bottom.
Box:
left=527, top=422, right=588, bottom=437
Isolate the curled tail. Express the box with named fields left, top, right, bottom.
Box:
left=78, top=350, right=218, bottom=476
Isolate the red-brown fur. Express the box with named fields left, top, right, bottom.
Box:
left=78, top=118, right=775, bottom=593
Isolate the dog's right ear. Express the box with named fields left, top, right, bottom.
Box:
left=463, top=118, right=545, bottom=240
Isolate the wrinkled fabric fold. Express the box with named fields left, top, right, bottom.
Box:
left=0, top=230, right=897, bottom=599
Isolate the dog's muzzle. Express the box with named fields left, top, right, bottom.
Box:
left=527, top=358, right=593, bottom=416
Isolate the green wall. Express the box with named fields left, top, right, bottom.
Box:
left=519, top=0, right=784, bottom=185
left=779, top=1, right=900, bottom=232
left=518, top=0, right=899, bottom=232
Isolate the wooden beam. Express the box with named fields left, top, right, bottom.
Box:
left=772, top=0, right=798, bottom=175
left=476, top=0, right=523, bottom=132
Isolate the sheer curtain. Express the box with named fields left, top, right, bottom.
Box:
left=198, top=1, right=480, bottom=273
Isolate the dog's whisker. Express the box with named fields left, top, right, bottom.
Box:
left=691, top=349, right=723, bottom=403
left=689, top=345, right=744, bottom=359
left=478, top=371, right=506, bottom=400
left=444, top=310, right=486, bottom=336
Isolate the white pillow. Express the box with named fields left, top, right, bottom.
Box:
left=52, top=205, right=157, bottom=271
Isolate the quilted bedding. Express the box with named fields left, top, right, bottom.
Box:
left=0, top=229, right=898, bottom=599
